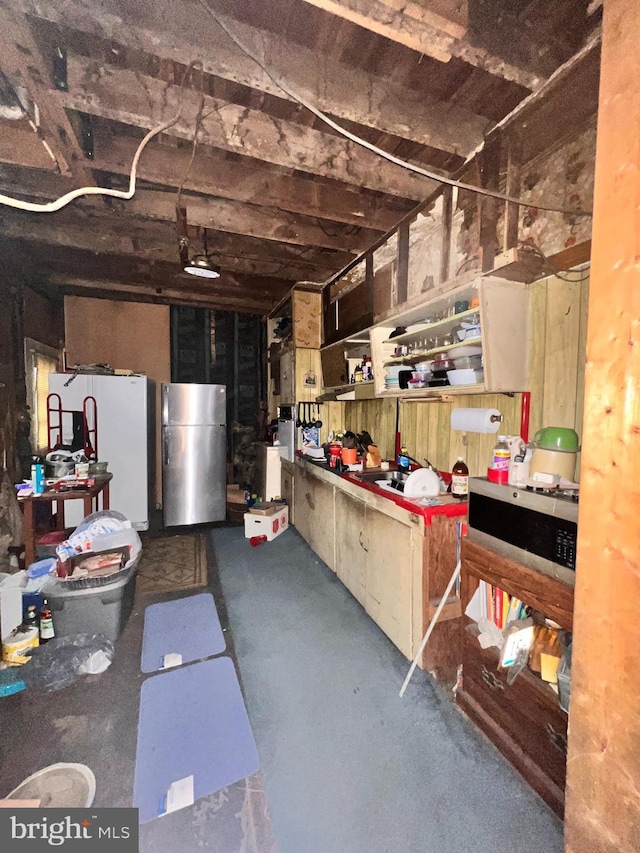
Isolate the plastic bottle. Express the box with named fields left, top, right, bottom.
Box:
left=397, top=445, right=410, bottom=471
left=23, top=606, right=39, bottom=644
left=38, top=599, right=55, bottom=644
left=354, top=363, right=363, bottom=383
left=451, top=457, right=469, bottom=500
left=492, top=435, right=511, bottom=470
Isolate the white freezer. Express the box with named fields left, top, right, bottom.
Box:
left=48, top=374, right=153, bottom=530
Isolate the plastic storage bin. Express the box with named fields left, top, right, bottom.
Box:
left=45, top=562, right=138, bottom=642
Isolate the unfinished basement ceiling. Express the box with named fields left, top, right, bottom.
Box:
left=0, top=0, right=601, bottom=315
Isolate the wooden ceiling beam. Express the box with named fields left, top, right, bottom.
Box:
left=19, top=0, right=488, bottom=156
left=48, top=276, right=277, bottom=315
left=0, top=5, right=94, bottom=183
left=296, top=0, right=544, bottom=88
left=120, top=189, right=377, bottom=254
left=0, top=124, right=60, bottom=170
left=58, top=54, right=438, bottom=202
left=2, top=236, right=289, bottom=312
left=92, top=134, right=414, bottom=232
left=0, top=205, right=351, bottom=280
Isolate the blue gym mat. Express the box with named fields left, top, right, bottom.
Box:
left=141, top=593, right=226, bottom=672
left=133, top=657, right=259, bottom=823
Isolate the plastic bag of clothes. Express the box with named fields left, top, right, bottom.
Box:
left=21, top=634, right=115, bottom=692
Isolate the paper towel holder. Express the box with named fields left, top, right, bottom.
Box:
left=450, top=407, right=503, bottom=442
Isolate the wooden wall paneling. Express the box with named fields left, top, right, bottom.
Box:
left=541, top=277, right=582, bottom=427
left=565, top=2, right=640, bottom=847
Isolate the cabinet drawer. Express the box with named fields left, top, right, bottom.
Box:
left=462, top=635, right=567, bottom=789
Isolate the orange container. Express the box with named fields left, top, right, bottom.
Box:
left=341, top=448, right=357, bottom=465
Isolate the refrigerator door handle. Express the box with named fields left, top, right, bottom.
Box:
left=163, top=433, right=169, bottom=467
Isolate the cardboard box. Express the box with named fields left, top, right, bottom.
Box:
left=226, top=485, right=246, bottom=505
left=244, top=505, right=289, bottom=541
left=249, top=501, right=286, bottom=516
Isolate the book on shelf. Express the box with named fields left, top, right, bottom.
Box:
left=465, top=581, right=528, bottom=629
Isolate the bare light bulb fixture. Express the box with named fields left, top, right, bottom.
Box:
left=183, top=255, right=221, bottom=278
left=180, top=226, right=221, bottom=279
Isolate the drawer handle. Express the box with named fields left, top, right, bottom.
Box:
left=545, top=723, right=568, bottom=755
left=359, top=531, right=368, bottom=552
left=481, top=665, right=505, bottom=692
left=305, top=491, right=315, bottom=510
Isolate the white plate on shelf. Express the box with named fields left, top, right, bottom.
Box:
left=448, top=344, right=482, bottom=359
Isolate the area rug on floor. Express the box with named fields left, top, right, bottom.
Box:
left=136, top=534, right=207, bottom=595
left=133, top=657, right=260, bottom=823
left=140, top=593, right=226, bottom=672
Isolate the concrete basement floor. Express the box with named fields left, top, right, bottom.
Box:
left=211, top=526, right=564, bottom=853
left=0, top=524, right=563, bottom=853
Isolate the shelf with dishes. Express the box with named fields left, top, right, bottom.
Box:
left=382, top=305, right=480, bottom=347
left=369, top=277, right=530, bottom=399
left=383, top=345, right=484, bottom=394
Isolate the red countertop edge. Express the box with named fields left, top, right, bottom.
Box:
left=341, top=473, right=468, bottom=525
left=294, top=453, right=467, bottom=525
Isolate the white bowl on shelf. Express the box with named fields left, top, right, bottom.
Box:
left=446, top=368, right=484, bottom=385
left=456, top=326, right=481, bottom=341
left=448, top=344, right=482, bottom=359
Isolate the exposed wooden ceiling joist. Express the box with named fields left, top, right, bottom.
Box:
left=121, top=189, right=379, bottom=254
left=19, top=0, right=490, bottom=157
left=296, top=0, right=544, bottom=88
left=0, top=5, right=94, bottom=183
left=0, top=207, right=350, bottom=281
left=0, top=0, right=599, bottom=314
left=93, top=134, right=414, bottom=232
left=59, top=54, right=439, bottom=202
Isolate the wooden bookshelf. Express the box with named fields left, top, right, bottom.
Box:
left=457, top=537, right=574, bottom=818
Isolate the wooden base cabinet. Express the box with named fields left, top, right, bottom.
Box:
left=292, top=467, right=335, bottom=571
left=290, top=459, right=464, bottom=677
left=457, top=538, right=574, bottom=817
left=333, top=490, right=417, bottom=658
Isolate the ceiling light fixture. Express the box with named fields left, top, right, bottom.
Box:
left=183, top=255, right=221, bottom=279
left=178, top=215, right=221, bottom=279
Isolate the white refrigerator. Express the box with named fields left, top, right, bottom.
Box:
left=48, top=374, right=153, bottom=530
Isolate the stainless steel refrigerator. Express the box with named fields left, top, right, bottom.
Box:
left=162, top=383, right=227, bottom=526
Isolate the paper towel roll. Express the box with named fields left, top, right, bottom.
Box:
left=450, top=407, right=502, bottom=434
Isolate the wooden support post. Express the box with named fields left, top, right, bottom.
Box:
left=440, top=185, right=453, bottom=284
left=365, top=253, right=374, bottom=316
left=396, top=221, right=410, bottom=305
left=479, top=138, right=501, bottom=272
left=564, top=1, right=640, bottom=850
left=322, top=284, right=333, bottom=346
left=503, top=134, right=522, bottom=253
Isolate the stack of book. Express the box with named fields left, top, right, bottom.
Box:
left=465, top=580, right=528, bottom=629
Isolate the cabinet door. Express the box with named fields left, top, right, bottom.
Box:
left=364, top=507, right=415, bottom=659
left=334, top=491, right=367, bottom=606
left=293, top=474, right=335, bottom=571
left=281, top=469, right=294, bottom=523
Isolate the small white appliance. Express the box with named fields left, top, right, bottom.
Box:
left=276, top=404, right=296, bottom=462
